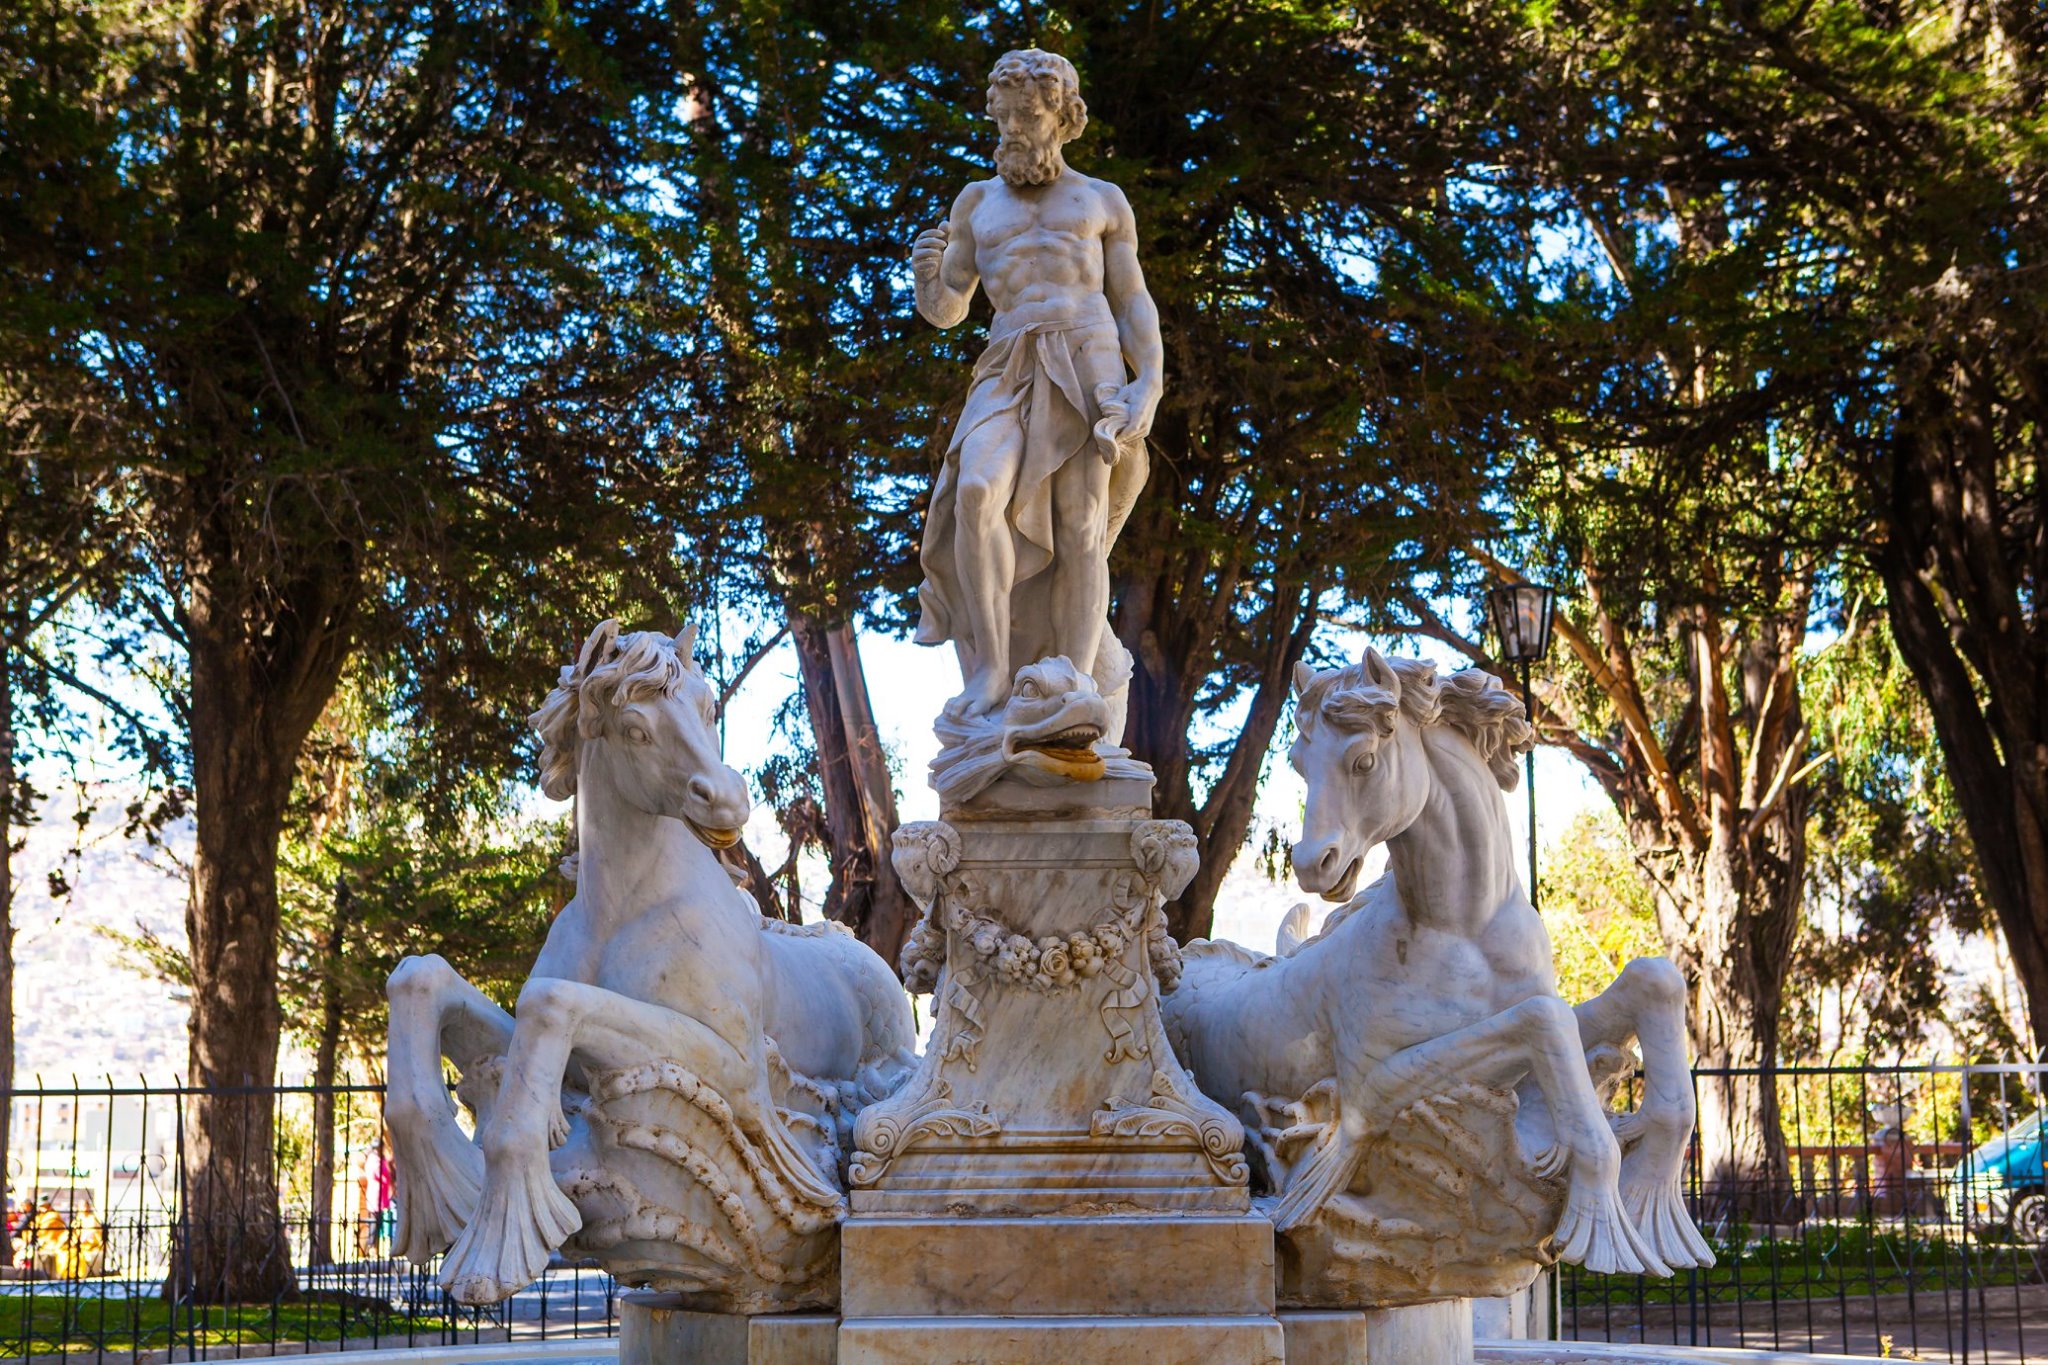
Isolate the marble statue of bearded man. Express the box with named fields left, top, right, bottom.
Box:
left=911, top=48, right=1164, bottom=723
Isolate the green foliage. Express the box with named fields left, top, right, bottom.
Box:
left=277, top=808, right=562, bottom=1065
left=1789, top=615, right=1992, bottom=1057
left=1538, top=809, right=1663, bottom=1006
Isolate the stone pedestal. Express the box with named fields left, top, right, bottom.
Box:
left=618, top=1292, right=836, bottom=1365
left=850, top=790, right=1250, bottom=1214
left=835, top=784, right=1279, bottom=1361
left=1280, top=1302, right=1473, bottom=1365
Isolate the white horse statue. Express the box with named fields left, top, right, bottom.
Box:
left=1163, top=648, right=1712, bottom=1305
left=384, top=621, right=915, bottom=1311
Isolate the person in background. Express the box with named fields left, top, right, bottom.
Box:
left=355, top=1143, right=376, bottom=1259
left=373, top=1132, right=395, bottom=1255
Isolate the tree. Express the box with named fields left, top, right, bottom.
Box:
left=0, top=0, right=703, bottom=1300
left=277, top=791, right=562, bottom=1267
left=1503, top=0, right=2048, bottom=1049
left=667, top=0, right=1559, bottom=944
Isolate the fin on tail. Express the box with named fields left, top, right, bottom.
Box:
left=759, top=1104, right=847, bottom=1210
left=1277, top=903, right=1315, bottom=957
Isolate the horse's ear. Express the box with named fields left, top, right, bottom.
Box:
left=1292, top=661, right=1316, bottom=698
left=674, top=621, right=699, bottom=660
left=1361, top=645, right=1398, bottom=691
left=577, top=619, right=621, bottom=677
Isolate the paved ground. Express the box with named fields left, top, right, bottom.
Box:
left=1561, top=1281, right=2048, bottom=1363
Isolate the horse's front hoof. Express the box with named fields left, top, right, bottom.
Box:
left=1552, top=1176, right=1666, bottom=1277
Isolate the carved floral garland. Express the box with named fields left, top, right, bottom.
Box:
left=953, top=895, right=1134, bottom=994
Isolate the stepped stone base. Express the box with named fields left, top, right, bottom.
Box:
left=622, top=1289, right=1481, bottom=1364
left=838, top=1314, right=1286, bottom=1364
left=840, top=1213, right=1275, bottom=1317
left=1280, top=1302, right=1473, bottom=1364
left=618, top=1293, right=835, bottom=1364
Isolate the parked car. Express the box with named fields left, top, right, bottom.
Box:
left=1950, top=1111, right=2048, bottom=1241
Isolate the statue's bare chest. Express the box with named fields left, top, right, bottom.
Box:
left=971, top=182, right=1109, bottom=258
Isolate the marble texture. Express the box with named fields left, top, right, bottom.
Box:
left=929, top=656, right=1150, bottom=805
left=1162, top=649, right=1714, bottom=1308
left=839, top=1215, right=1275, bottom=1317
left=619, top=1295, right=836, bottom=1365
left=384, top=622, right=916, bottom=1312
left=911, top=48, right=1162, bottom=727
left=839, top=1315, right=1286, bottom=1364
left=853, top=787, right=1249, bottom=1216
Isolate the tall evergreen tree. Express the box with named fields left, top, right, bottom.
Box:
left=0, top=0, right=704, bottom=1301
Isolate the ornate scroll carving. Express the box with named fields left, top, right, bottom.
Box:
left=1092, top=1071, right=1251, bottom=1187
left=848, top=1079, right=1001, bottom=1187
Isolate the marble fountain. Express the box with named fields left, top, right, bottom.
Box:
left=373, top=47, right=1824, bottom=1365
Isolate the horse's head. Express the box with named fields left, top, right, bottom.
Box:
left=1289, top=648, right=1537, bottom=901
left=528, top=619, right=752, bottom=849
left=1288, top=647, right=1436, bottom=901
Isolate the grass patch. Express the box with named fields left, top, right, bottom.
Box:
left=1567, top=1221, right=2048, bottom=1308
left=0, top=1291, right=452, bottom=1355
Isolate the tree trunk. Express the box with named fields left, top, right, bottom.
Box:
left=788, top=611, right=913, bottom=970
left=306, top=879, right=353, bottom=1270
left=1114, top=505, right=1310, bottom=943
left=1879, top=424, right=2048, bottom=1056
left=168, top=543, right=353, bottom=1303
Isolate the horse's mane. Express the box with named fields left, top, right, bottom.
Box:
left=529, top=622, right=703, bottom=800
left=1297, top=654, right=1534, bottom=791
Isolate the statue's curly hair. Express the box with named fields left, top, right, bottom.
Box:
left=988, top=48, right=1088, bottom=144
left=1296, top=654, right=1534, bottom=791
left=528, top=620, right=701, bottom=800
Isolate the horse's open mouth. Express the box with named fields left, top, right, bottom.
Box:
left=1322, top=853, right=1364, bottom=903
left=687, top=819, right=743, bottom=851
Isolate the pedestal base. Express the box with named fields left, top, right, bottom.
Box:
left=842, top=1213, right=1275, bottom=1317
left=618, top=1293, right=835, bottom=1365
left=838, top=1212, right=1283, bottom=1363
left=838, top=1314, right=1286, bottom=1364
left=1280, top=1301, right=1475, bottom=1365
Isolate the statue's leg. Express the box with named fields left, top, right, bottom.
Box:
left=1577, top=958, right=1715, bottom=1268
left=1049, top=444, right=1112, bottom=676
left=1300, top=997, right=1661, bottom=1276
left=440, top=979, right=836, bottom=1304
left=953, top=416, right=1025, bottom=713
left=384, top=954, right=515, bottom=1261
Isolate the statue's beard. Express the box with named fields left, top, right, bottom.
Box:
left=995, top=134, right=1064, bottom=186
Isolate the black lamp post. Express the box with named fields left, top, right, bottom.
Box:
left=1485, top=581, right=1556, bottom=908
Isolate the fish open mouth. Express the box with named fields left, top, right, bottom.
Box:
left=1015, top=722, right=1105, bottom=763
left=687, top=819, right=743, bottom=851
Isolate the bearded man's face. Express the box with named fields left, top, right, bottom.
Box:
left=988, top=60, right=1070, bottom=186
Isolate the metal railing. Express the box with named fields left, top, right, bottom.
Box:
left=3, top=1064, right=2046, bottom=1360
left=1564, top=1060, right=2048, bottom=1362
left=0, top=1077, right=616, bottom=1359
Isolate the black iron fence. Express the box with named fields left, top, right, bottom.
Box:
left=3, top=1065, right=2047, bottom=1360
left=1565, top=1061, right=2048, bottom=1362
left=0, top=1077, right=617, bottom=1359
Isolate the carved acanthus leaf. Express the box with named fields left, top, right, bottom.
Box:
left=1091, top=1071, right=1250, bottom=1186
left=848, top=1079, right=1001, bottom=1186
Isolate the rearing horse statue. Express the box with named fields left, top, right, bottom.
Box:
left=384, top=621, right=915, bottom=1311
left=1163, top=648, right=1712, bottom=1305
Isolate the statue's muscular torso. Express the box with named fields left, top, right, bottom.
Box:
left=955, top=172, right=1125, bottom=323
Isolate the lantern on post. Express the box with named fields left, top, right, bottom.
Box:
left=1485, top=581, right=1556, bottom=908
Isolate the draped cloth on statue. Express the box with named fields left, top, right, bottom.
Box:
left=914, top=295, right=1147, bottom=687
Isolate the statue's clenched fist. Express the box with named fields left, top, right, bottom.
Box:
left=913, top=223, right=950, bottom=283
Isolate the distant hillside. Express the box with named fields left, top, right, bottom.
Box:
left=12, top=792, right=190, bottom=1080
